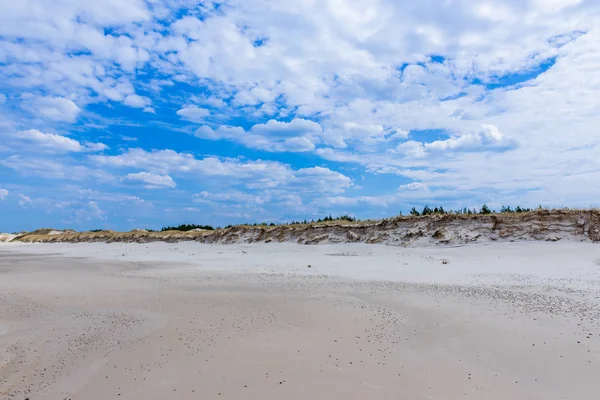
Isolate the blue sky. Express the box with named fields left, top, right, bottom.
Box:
left=1, top=0, right=600, bottom=232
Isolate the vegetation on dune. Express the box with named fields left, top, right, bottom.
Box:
left=223, top=215, right=357, bottom=229
left=9, top=207, right=600, bottom=245
left=408, top=204, right=534, bottom=217
left=161, top=224, right=215, bottom=232
left=66, top=206, right=581, bottom=235
left=288, top=215, right=357, bottom=225
left=162, top=207, right=551, bottom=231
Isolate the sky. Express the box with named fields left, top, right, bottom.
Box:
left=1, top=0, right=600, bottom=232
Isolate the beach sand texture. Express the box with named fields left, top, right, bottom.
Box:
left=1, top=242, right=599, bottom=399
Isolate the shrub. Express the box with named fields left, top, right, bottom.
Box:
left=161, top=224, right=214, bottom=232
left=422, top=205, right=433, bottom=215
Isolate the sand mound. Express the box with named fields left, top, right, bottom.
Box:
left=0, top=233, right=17, bottom=242
left=10, top=210, right=600, bottom=247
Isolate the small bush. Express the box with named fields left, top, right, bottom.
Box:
left=404, top=204, right=536, bottom=217
left=161, top=224, right=214, bottom=232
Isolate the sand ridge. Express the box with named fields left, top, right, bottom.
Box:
left=8, top=209, right=600, bottom=246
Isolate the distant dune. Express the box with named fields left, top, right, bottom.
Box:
left=0, top=233, right=16, bottom=242
left=6, top=209, right=600, bottom=246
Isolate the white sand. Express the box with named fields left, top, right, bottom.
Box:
left=0, top=234, right=16, bottom=243
left=1, top=242, right=599, bottom=399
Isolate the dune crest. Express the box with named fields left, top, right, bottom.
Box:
left=8, top=210, right=600, bottom=246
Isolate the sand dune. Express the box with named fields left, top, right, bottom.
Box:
left=7, top=209, right=600, bottom=247
left=1, top=241, right=599, bottom=399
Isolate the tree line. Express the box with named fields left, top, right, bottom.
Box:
left=408, top=204, right=533, bottom=216
left=158, top=206, right=540, bottom=232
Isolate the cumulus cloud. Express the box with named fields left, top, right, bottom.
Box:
left=281, top=136, right=315, bottom=152
left=123, top=94, right=151, bottom=108
left=292, top=167, right=353, bottom=193
left=14, top=130, right=107, bottom=153
left=0, top=189, right=8, bottom=200
left=251, top=119, right=322, bottom=138
left=91, top=147, right=353, bottom=193
left=28, top=96, right=81, bottom=123
left=394, top=124, right=516, bottom=158
left=91, top=148, right=201, bottom=174
left=196, top=119, right=321, bottom=152
left=425, top=125, right=516, bottom=153
left=1, top=0, right=600, bottom=226
left=177, top=105, right=210, bottom=123
left=122, top=172, right=176, bottom=189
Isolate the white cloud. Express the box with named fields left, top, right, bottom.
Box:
left=193, top=95, right=227, bottom=108
left=14, top=129, right=107, bottom=153
left=195, top=190, right=269, bottom=205
left=91, top=147, right=353, bottom=193
left=281, top=136, right=315, bottom=152
left=195, top=125, right=226, bottom=140
left=82, top=142, right=109, bottom=152
left=0, top=189, right=8, bottom=200
left=424, top=124, right=516, bottom=153
left=75, top=201, right=107, bottom=222
left=251, top=119, right=322, bottom=138
left=122, top=172, right=176, bottom=189
left=75, top=189, right=147, bottom=205
left=196, top=119, right=321, bottom=152
left=176, top=105, right=210, bottom=123
left=91, top=148, right=201, bottom=174
left=123, top=94, right=151, bottom=108
left=399, top=182, right=428, bottom=191
left=1, top=0, right=600, bottom=223
left=18, top=193, right=32, bottom=206
left=0, top=155, right=114, bottom=181
left=29, top=96, right=81, bottom=123
left=292, top=167, right=353, bottom=193
left=395, top=124, right=516, bottom=157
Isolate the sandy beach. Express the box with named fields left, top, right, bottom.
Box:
left=1, top=242, right=599, bottom=399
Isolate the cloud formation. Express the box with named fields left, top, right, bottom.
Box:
left=28, top=96, right=82, bottom=123
left=1, top=0, right=599, bottom=229
left=14, top=130, right=107, bottom=153
left=122, top=172, right=176, bottom=189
